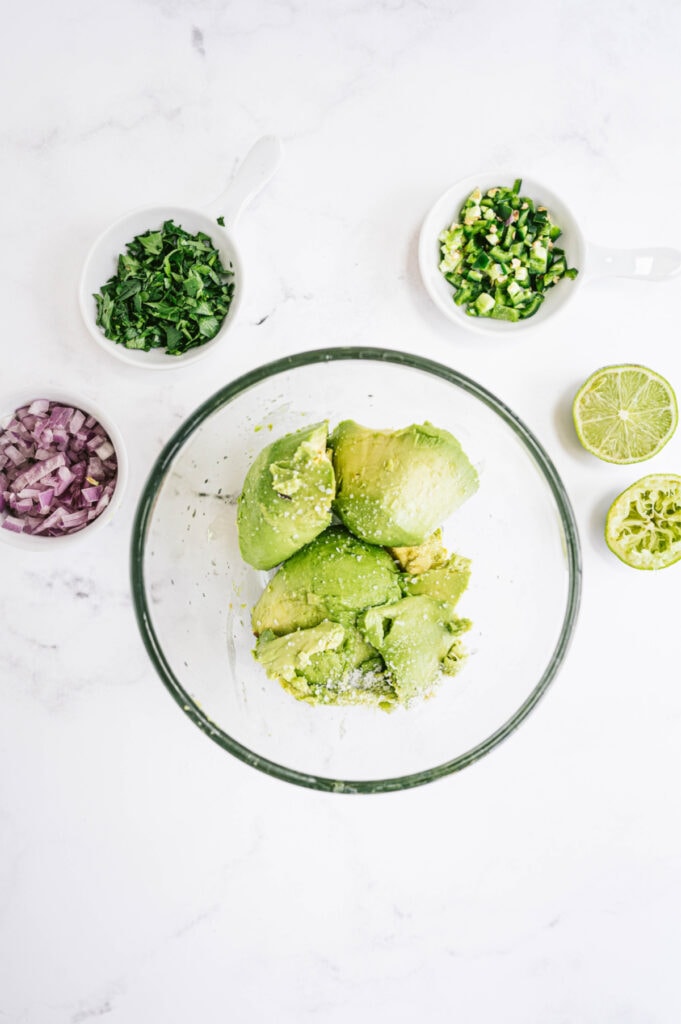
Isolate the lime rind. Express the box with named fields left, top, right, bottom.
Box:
left=605, top=473, right=681, bottom=570
left=573, top=364, right=678, bottom=464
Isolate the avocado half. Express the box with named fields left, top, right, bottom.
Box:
left=237, top=421, right=335, bottom=570
left=251, top=524, right=403, bottom=635
left=328, top=420, right=478, bottom=547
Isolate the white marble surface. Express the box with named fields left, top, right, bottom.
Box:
left=1, top=1, right=680, bottom=1020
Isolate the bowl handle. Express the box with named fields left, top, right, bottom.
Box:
left=586, top=243, right=681, bottom=281
left=204, top=136, right=283, bottom=231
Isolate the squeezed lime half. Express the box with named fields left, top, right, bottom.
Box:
left=605, top=473, right=681, bottom=569
left=573, top=364, right=677, bottom=464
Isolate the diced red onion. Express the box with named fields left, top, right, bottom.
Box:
left=52, top=426, right=69, bottom=447
left=4, top=444, right=26, bottom=467
left=32, top=507, right=64, bottom=534
left=0, top=399, right=118, bottom=537
left=95, top=491, right=111, bottom=514
left=94, top=440, right=114, bottom=460
left=61, top=509, right=89, bottom=529
left=53, top=465, right=75, bottom=497
left=28, top=399, right=49, bottom=416
left=48, top=406, right=72, bottom=429
left=86, top=456, right=104, bottom=480
left=69, top=409, right=85, bottom=433
left=2, top=515, right=25, bottom=533
left=81, top=485, right=103, bottom=504
left=12, top=452, right=66, bottom=492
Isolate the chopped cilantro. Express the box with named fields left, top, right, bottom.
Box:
left=93, top=219, right=234, bottom=355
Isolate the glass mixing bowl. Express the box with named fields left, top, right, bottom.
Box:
left=131, top=348, right=581, bottom=792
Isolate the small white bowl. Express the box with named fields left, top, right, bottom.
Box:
left=0, top=387, right=128, bottom=550
left=419, top=172, right=586, bottom=335
left=78, top=136, right=283, bottom=369
left=419, top=171, right=681, bottom=336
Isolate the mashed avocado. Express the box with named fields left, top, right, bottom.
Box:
left=254, top=622, right=394, bottom=709
left=238, top=418, right=478, bottom=709
left=359, top=596, right=470, bottom=703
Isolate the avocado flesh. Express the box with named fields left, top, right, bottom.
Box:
left=401, top=554, right=471, bottom=608
left=359, top=595, right=470, bottom=703
left=237, top=421, right=335, bottom=570
left=390, top=529, right=471, bottom=607
left=329, top=420, right=478, bottom=546
left=251, top=525, right=403, bottom=636
left=254, top=621, right=395, bottom=709
left=241, top=421, right=478, bottom=710
left=389, top=529, right=449, bottom=574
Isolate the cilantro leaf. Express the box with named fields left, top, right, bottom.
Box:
left=93, top=219, right=234, bottom=355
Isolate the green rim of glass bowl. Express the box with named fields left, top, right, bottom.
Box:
left=130, top=347, right=582, bottom=794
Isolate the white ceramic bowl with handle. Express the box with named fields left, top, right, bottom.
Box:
left=419, top=171, right=681, bottom=336
left=78, top=136, right=283, bottom=368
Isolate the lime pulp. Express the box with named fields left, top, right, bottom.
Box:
left=605, top=473, right=681, bottom=569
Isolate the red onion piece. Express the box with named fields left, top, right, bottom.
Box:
left=81, top=485, right=103, bottom=504
left=4, top=445, right=26, bottom=467
left=2, top=515, right=25, bottom=533
left=70, top=409, right=85, bottom=433
left=28, top=399, right=49, bottom=416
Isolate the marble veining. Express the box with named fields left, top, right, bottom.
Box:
left=1, top=0, right=680, bottom=1021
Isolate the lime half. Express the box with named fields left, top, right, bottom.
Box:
left=573, top=364, right=677, bottom=463
left=605, top=474, right=681, bottom=569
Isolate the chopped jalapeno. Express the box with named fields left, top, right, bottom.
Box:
left=438, top=180, right=578, bottom=321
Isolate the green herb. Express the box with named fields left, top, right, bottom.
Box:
left=438, top=180, right=578, bottom=321
left=93, top=220, right=235, bottom=355
left=216, top=215, right=225, bottom=226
